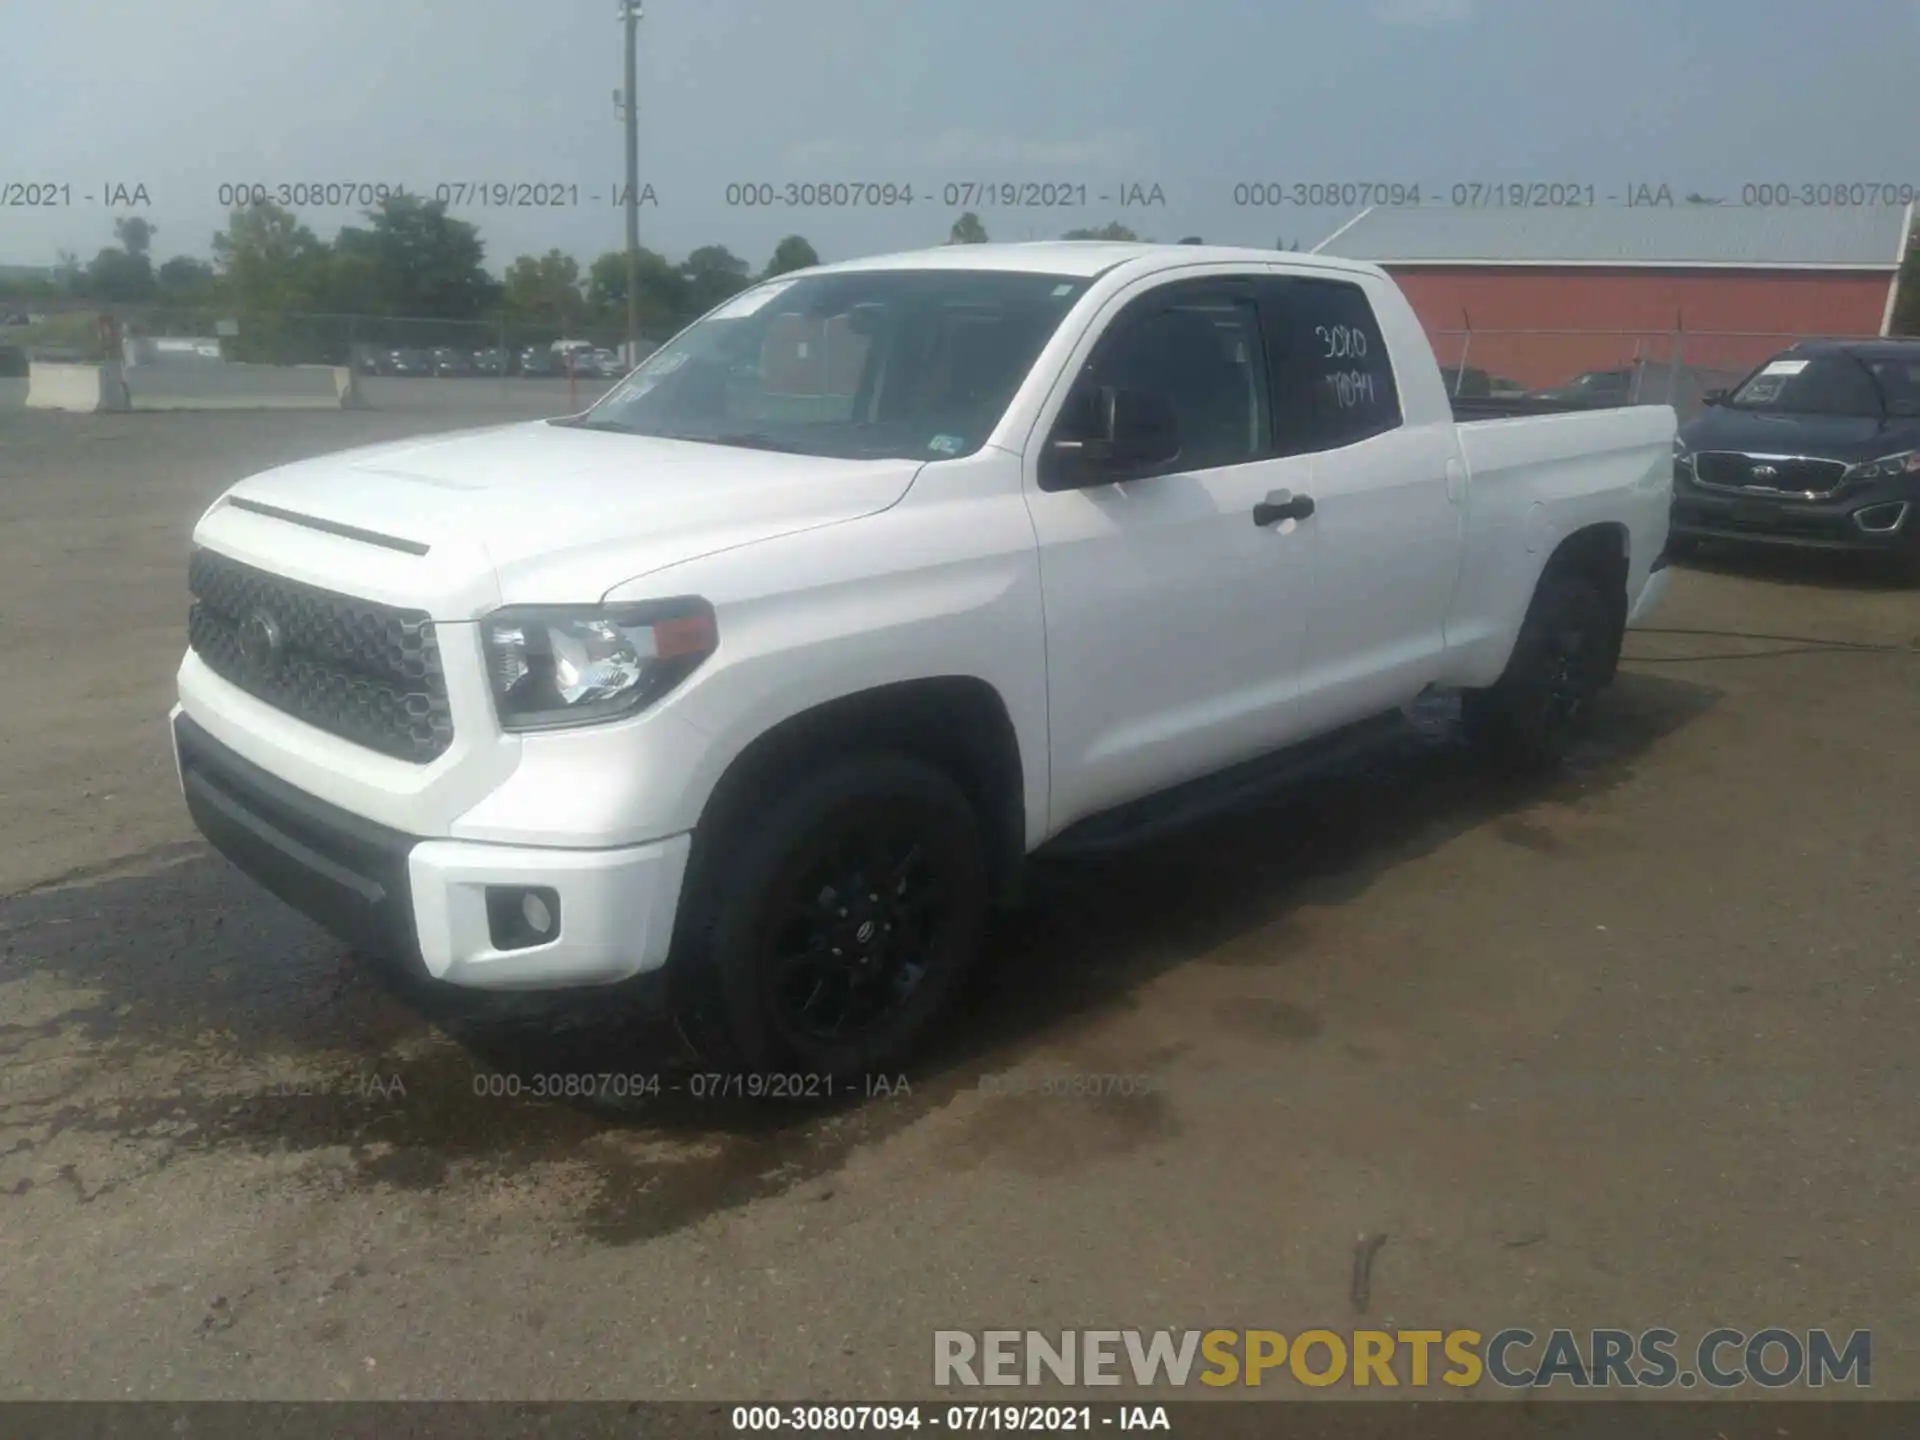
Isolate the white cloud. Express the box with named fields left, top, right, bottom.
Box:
left=1379, top=0, right=1478, bottom=25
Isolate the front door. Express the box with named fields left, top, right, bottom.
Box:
left=1024, top=275, right=1318, bottom=835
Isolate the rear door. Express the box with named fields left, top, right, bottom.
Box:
left=1257, top=273, right=1466, bottom=731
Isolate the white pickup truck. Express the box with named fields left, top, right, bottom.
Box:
left=171, top=242, right=1674, bottom=1075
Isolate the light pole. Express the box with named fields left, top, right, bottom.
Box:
left=617, top=0, right=643, bottom=365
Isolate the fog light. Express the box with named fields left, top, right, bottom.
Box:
left=1854, top=502, right=1909, bottom=534
left=485, top=885, right=561, bottom=951
left=521, top=889, right=554, bottom=935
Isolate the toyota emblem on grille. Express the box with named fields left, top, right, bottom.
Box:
left=1751, top=464, right=1779, bottom=482
left=238, top=608, right=284, bottom=672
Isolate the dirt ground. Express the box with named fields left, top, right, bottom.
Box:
left=2, top=405, right=1919, bottom=1402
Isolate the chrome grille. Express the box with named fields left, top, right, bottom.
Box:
left=186, top=547, right=453, bottom=764
left=1693, top=452, right=1850, bottom=495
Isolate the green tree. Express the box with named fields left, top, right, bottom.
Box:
left=680, top=244, right=752, bottom=316
left=1895, top=223, right=1919, bottom=336
left=114, top=216, right=158, bottom=256
left=212, top=202, right=328, bottom=307
left=948, top=211, right=989, bottom=244
left=155, top=256, right=217, bottom=303
left=55, top=248, right=85, bottom=295
left=764, top=235, right=821, bottom=277
left=501, top=249, right=587, bottom=332
left=82, top=215, right=160, bottom=300
left=1061, top=221, right=1138, bottom=241
left=330, top=193, right=499, bottom=319
left=84, top=246, right=154, bottom=301
left=587, top=247, right=687, bottom=337
left=210, top=202, right=332, bottom=358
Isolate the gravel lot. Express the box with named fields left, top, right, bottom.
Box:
left=3, top=405, right=1919, bottom=1401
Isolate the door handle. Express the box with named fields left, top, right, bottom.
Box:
left=1253, top=490, right=1315, bottom=526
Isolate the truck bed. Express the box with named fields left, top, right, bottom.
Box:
left=1449, top=394, right=1615, bottom=420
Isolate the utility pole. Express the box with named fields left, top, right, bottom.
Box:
left=617, top=0, right=643, bottom=365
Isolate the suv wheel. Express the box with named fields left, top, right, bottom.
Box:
left=671, top=753, right=988, bottom=1079
left=1462, top=570, right=1617, bottom=770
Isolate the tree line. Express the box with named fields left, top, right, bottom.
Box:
left=0, top=199, right=1305, bottom=348
left=10, top=195, right=1910, bottom=345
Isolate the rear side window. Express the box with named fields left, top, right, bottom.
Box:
left=1260, top=277, right=1402, bottom=454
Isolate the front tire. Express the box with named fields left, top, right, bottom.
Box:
left=1463, top=570, right=1618, bottom=770
left=670, top=753, right=989, bottom=1079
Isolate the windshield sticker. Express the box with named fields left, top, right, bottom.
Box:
left=928, top=434, right=963, bottom=454
left=710, top=280, right=796, bottom=320
left=1050, top=283, right=1075, bottom=297
left=614, top=347, right=687, bottom=399
left=1760, top=359, right=1810, bottom=376
left=1742, top=377, right=1785, bottom=403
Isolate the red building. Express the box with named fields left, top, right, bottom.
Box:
left=1315, top=203, right=1914, bottom=395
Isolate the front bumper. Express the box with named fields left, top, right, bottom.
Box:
left=1672, top=472, right=1919, bottom=555
left=172, top=711, right=690, bottom=991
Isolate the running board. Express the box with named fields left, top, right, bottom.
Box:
left=1036, top=711, right=1408, bottom=859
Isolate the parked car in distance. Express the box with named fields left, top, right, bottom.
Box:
left=381, top=348, right=431, bottom=377
left=589, top=348, right=627, bottom=379
left=171, top=242, right=1674, bottom=1079
left=1440, top=366, right=1527, bottom=400
left=1531, top=368, right=1635, bottom=407
left=518, top=347, right=558, bottom=377
left=431, top=347, right=475, bottom=378
left=473, top=348, right=507, bottom=377
left=1671, top=339, right=1920, bottom=576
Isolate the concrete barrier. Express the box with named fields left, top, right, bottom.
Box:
left=123, top=363, right=363, bottom=411
left=26, top=362, right=132, bottom=412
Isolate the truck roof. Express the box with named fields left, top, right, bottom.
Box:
left=808, top=241, right=1387, bottom=282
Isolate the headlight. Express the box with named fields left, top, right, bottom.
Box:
left=1672, top=434, right=1694, bottom=474
left=480, top=599, right=718, bottom=730
left=1843, top=451, right=1920, bottom=482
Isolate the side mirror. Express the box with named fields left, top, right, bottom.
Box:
left=1049, top=386, right=1181, bottom=482
left=1702, top=389, right=1729, bottom=406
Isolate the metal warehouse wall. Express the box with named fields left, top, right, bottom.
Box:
left=1388, top=267, right=1895, bottom=389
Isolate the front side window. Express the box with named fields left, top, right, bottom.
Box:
left=1062, top=286, right=1272, bottom=472
left=575, top=269, right=1092, bottom=460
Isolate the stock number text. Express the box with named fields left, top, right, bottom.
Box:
left=1741, top=182, right=1918, bottom=207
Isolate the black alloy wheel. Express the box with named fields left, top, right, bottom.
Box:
left=673, top=753, right=988, bottom=1079
left=761, top=803, right=951, bottom=1046
left=1463, top=571, right=1616, bottom=770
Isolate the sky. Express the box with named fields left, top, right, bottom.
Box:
left=3, top=0, right=1918, bottom=275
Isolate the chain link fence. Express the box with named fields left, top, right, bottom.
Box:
left=0, top=303, right=1880, bottom=422
left=1425, top=327, right=1847, bottom=420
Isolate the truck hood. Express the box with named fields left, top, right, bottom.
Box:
left=1680, top=407, right=1920, bottom=465
left=208, top=421, right=925, bottom=612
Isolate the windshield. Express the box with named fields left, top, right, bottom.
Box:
left=574, top=269, right=1092, bottom=460
left=1727, top=354, right=1920, bottom=417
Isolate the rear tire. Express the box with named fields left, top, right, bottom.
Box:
left=1463, top=570, right=1618, bottom=770
left=669, top=753, right=988, bottom=1079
